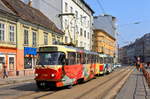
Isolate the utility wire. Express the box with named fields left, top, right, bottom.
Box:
left=96, top=0, right=105, bottom=14
left=96, top=0, right=115, bottom=32
left=96, top=0, right=130, bottom=46
left=96, top=0, right=115, bottom=36
left=42, top=0, right=62, bottom=13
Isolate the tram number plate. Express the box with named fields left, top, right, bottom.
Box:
left=43, top=74, right=48, bottom=77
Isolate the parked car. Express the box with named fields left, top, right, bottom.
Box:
left=114, top=63, right=122, bottom=68
left=116, top=64, right=122, bottom=68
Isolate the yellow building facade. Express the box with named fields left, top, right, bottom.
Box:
left=0, top=0, right=64, bottom=77
left=93, top=29, right=116, bottom=57
left=0, top=10, right=18, bottom=77
left=16, top=21, right=63, bottom=76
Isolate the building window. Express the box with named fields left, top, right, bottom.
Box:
left=0, top=56, right=5, bottom=70
left=84, top=43, right=86, bottom=48
left=65, top=36, right=68, bottom=43
left=88, top=21, right=90, bottom=27
left=44, top=33, right=48, bottom=45
left=88, top=32, right=90, bottom=39
left=70, top=7, right=73, bottom=13
left=76, top=40, right=78, bottom=47
left=70, top=22, right=72, bottom=32
left=65, top=2, right=68, bottom=12
left=24, top=57, right=32, bottom=69
left=32, top=31, right=36, bottom=46
left=75, top=11, right=78, bottom=19
left=80, top=41, right=83, bottom=47
left=0, top=23, right=5, bottom=41
left=80, top=28, right=83, bottom=36
left=65, top=19, right=68, bottom=29
left=9, top=57, right=14, bottom=70
left=84, top=30, right=86, bottom=38
left=52, top=35, right=56, bottom=44
left=57, top=36, right=61, bottom=43
left=24, top=29, right=29, bottom=45
left=9, top=25, right=15, bottom=42
left=80, top=15, right=82, bottom=25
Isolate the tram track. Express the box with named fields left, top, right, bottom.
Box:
left=102, top=67, right=134, bottom=99
left=75, top=67, right=134, bottom=99
left=16, top=89, right=56, bottom=99
left=15, top=67, right=133, bottom=99
left=39, top=67, right=132, bottom=99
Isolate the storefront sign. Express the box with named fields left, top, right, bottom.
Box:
left=24, top=47, right=37, bottom=56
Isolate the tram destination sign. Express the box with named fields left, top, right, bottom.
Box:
left=39, top=47, right=58, bottom=52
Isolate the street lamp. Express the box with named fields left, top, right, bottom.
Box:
left=118, top=21, right=141, bottom=27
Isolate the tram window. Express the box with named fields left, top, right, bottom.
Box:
left=92, top=55, right=95, bottom=63
left=81, top=53, right=85, bottom=64
left=97, top=56, right=99, bottom=63
left=68, top=52, right=76, bottom=65
left=104, top=57, right=107, bottom=64
left=91, top=54, right=93, bottom=63
left=77, top=53, right=81, bottom=64
left=108, top=58, right=111, bottom=63
left=87, top=54, right=90, bottom=64
left=89, top=54, right=92, bottom=64
left=58, top=53, right=66, bottom=65
left=99, top=57, right=103, bottom=63
left=84, top=54, right=86, bottom=64
left=37, top=52, right=64, bottom=65
left=92, top=55, right=94, bottom=63
left=94, top=55, right=96, bottom=63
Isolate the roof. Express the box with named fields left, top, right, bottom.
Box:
left=0, top=0, right=15, bottom=15
left=1, top=0, right=64, bottom=35
left=81, top=0, right=94, bottom=14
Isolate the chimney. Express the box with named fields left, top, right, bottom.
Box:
left=28, top=0, right=32, bottom=7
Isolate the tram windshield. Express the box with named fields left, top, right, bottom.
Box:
left=37, top=52, right=65, bottom=65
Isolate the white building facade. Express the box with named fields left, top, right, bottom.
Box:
left=23, top=0, right=94, bottom=50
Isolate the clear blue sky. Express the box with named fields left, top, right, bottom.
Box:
left=85, top=0, right=150, bottom=47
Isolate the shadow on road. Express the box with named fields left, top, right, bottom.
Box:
left=10, top=82, right=69, bottom=92
left=11, top=82, right=38, bottom=91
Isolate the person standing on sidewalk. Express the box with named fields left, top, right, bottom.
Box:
left=139, top=63, right=143, bottom=72
left=3, top=63, right=8, bottom=79
left=135, top=56, right=141, bottom=71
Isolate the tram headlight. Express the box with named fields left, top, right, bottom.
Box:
left=51, top=74, right=55, bottom=77
left=35, top=73, right=38, bottom=77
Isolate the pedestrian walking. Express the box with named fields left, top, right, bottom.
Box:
left=139, top=63, right=143, bottom=72
left=3, top=63, right=8, bottom=79
left=135, top=61, right=140, bottom=71
left=135, top=56, right=141, bottom=71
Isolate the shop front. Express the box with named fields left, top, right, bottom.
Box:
left=24, top=47, right=37, bottom=76
left=0, top=47, right=17, bottom=77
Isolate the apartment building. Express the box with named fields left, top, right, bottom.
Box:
left=119, top=33, right=150, bottom=65
left=93, top=15, right=117, bottom=58
left=24, top=0, right=94, bottom=50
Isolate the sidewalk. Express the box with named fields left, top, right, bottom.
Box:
left=0, top=75, right=34, bottom=86
left=116, top=68, right=150, bottom=99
